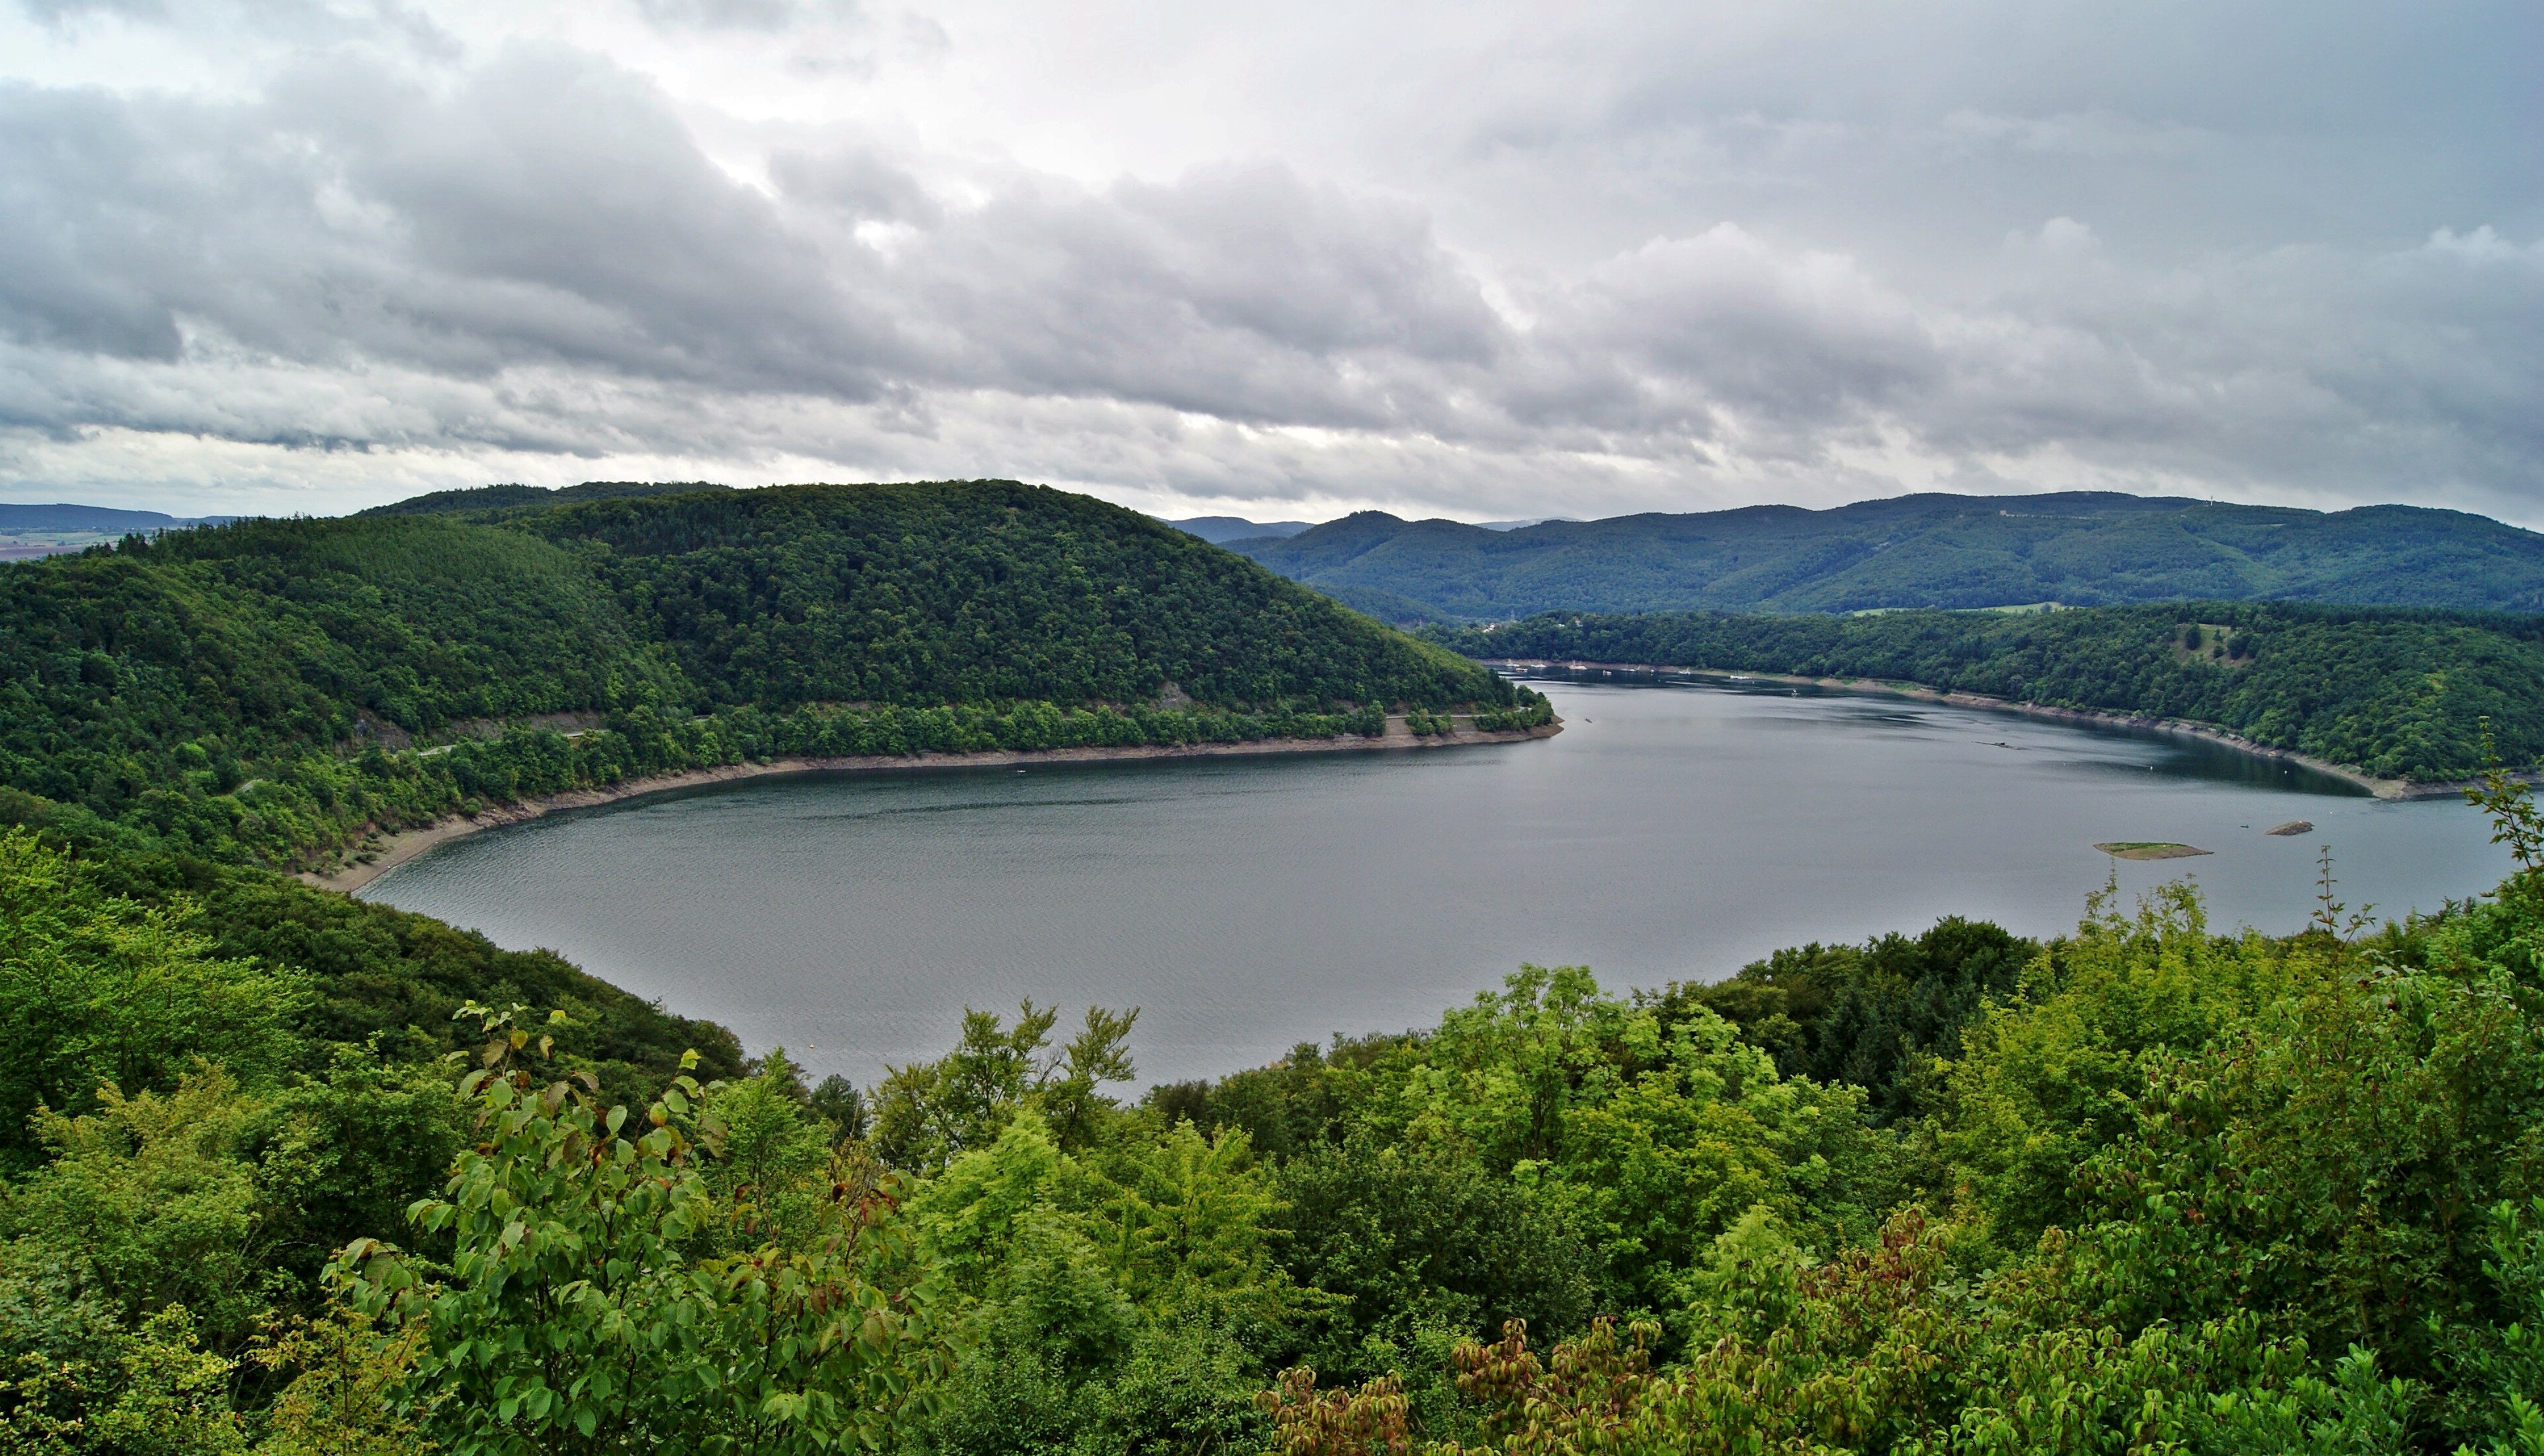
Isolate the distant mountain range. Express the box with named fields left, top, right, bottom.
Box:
left=0, top=503, right=239, bottom=532
left=1162, top=515, right=1562, bottom=545
left=1162, top=516, right=1315, bottom=545
left=1227, top=493, right=2544, bottom=621
left=22, top=488, right=2541, bottom=622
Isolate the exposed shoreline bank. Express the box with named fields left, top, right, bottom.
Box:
left=1480, top=656, right=2516, bottom=803
left=304, top=716, right=1561, bottom=894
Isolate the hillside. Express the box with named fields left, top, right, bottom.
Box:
left=1237, top=492, right=2544, bottom=620
left=0, top=480, right=1520, bottom=869
left=1427, top=601, right=2544, bottom=781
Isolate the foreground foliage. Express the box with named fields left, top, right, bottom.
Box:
left=9, top=770, right=2544, bottom=1449
left=332, top=1006, right=951, bottom=1455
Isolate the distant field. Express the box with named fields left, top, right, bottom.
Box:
left=0, top=504, right=238, bottom=560
left=0, top=535, right=102, bottom=560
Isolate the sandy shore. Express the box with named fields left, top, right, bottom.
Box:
left=302, top=715, right=1561, bottom=894
left=1480, top=656, right=2528, bottom=803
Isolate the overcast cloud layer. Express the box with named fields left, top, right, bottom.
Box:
left=1, top=0, right=2536, bottom=522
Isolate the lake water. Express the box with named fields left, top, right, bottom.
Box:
left=363, top=679, right=2513, bottom=1090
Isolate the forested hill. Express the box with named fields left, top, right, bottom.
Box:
left=1427, top=602, right=2544, bottom=781
left=0, top=480, right=1523, bottom=871
left=1236, top=491, right=2544, bottom=620
left=511, top=483, right=1493, bottom=710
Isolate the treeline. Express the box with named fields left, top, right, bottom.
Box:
left=1426, top=601, right=2544, bottom=780
left=3, top=696, right=1409, bottom=871
left=14, top=777, right=2544, bottom=1451
left=0, top=481, right=1518, bottom=869
left=350, top=479, right=731, bottom=518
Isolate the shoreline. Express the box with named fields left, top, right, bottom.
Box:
left=1480, top=657, right=2520, bottom=802
left=302, top=716, right=1561, bottom=894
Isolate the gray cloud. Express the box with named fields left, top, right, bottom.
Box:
left=0, top=1, right=2535, bottom=521
left=0, top=49, right=907, bottom=408
left=905, top=163, right=1507, bottom=431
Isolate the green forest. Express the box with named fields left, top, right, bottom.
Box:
left=0, top=481, right=1528, bottom=872
left=12, top=476, right=2544, bottom=1452
left=10, top=771, right=2544, bottom=1452
left=1424, top=603, right=2544, bottom=782
left=1235, top=493, right=2544, bottom=620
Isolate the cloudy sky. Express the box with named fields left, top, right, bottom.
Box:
left=2, top=0, right=2536, bottom=524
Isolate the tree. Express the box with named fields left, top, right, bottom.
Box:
left=869, top=1002, right=1137, bottom=1170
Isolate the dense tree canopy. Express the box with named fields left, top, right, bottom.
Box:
left=520, top=482, right=1495, bottom=712
left=0, top=481, right=1512, bottom=869
left=12, top=782, right=2544, bottom=1450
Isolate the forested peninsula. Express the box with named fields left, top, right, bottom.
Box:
left=0, top=480, right=1545, bottom=875
left=1425, top=602, right=2544, bottom=783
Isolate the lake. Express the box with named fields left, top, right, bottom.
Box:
left=363, top=679, right=2512, bottom=1089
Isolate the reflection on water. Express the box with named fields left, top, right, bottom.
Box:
left=365, top=679, right=2504, bottom=1090
left=1569, top=669, right=2371, bottom=795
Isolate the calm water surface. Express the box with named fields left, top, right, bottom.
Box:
left=364, top=680, right=2511, bottom=1088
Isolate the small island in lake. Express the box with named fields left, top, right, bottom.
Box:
left=2095, top=842, right=2213, bottom=860
left=2265, top=820, right=2315, bottom=836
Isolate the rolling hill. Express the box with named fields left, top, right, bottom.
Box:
left=0, top=480, right=1518, bottom=870
left=1233, top=492, right=2544, bottom=620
